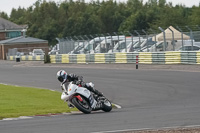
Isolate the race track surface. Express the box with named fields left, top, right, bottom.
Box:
left=0, top=61, right=200, bottom=133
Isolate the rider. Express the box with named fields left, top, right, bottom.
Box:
left=56, top=70, right=103, bottom=97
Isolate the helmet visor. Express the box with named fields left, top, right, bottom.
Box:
left=58, top=76, right=64, bottom=82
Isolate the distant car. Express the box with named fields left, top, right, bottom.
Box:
left=32, top=49, right=45, bottom=56
left=179, top=45, right=200, bottom=51
left=16, top=52, right=24, bottom=56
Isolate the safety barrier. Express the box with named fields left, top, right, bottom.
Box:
left=6, top=52, right=200, bottom=64
left=7, top=55, right=44, bottom=61
left=49, top=51, right=200, bottom=64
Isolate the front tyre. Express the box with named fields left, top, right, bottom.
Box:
left=71, top=96, right=92, bottom=114
left=102, top=99, right=112, bottom=112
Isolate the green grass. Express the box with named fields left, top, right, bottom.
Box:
left=0, top=84, right=76, bottom=120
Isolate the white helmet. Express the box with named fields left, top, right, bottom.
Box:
left=57, top=70, right=67, bottom=82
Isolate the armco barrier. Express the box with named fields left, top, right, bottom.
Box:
left=152, top=52, right=165, bottom=64
left=139, top=52, right=152, bottom=64
left=181, top=52, right=196, bottom=64
left=95, top=53, right=105, bottom=63
left=77, top=54, right=86, bottom=63
left=7, top=55, right=44, bottom=61
left=115, top=53, right=127, bottom=63
left=61, top=54, right=69, bottom=63
left=196, top=52, right=200, bottom=64
left=165, top=51, right=181, bottom=64
left=7, top=52, right=200, bottom=65
left=49, top=52, right=200, bottom=64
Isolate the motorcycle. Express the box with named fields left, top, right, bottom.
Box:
left=61, top=82, right=112, bottom=114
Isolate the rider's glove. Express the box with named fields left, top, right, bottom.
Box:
left=75, top=80, right=82, bottom=85
left=88, top=82, right=94, bottom=88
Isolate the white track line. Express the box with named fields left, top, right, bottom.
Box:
left=2, top=116, right=33, bottom=121
left=112, top=103, right=122, bottom=109
left=91, top=125, right=200, bottom=133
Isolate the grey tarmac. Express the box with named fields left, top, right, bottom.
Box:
left=0, top=61, right=200, bottom=133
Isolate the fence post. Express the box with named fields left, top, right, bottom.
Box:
left=168, top=27, right=175, bottom=51
left=79, top=35, right=85, bottom=50
left=128, top=31, right=134, bottom=52
left=176, top=26, right=184, bottom=50
left=74, top=36, right=79, bottom=48
left=134, top=30, right=141, bottom=51
left=158, top=27, right=166, bottom=51
left=142, top=29, right=149, bottom=52
left=103, top=34, right=107, bottom=53
left=107, top=33, right=113, bottom=53
left=90, top=35, right=95, bottom=53
left=65, top=37, right=71, bottom=54
left=69, top=36, right=75, bottom=52
left=114, top=32, right=120, bottom=52
left=85, top=35, right=90, bottom=53
left=150, top=28, right=157, bottom=52
left=186, top=26, right=194, bottom=51
left=55, top=37, right=61, bottom=53
left=95, top=34, right=101, bottom=53
left=121, top=32, right=127, bottom=52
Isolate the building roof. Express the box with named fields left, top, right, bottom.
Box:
left=0, top=17, right=24, bottom=31
left=0, top=36, right=48, bottom=45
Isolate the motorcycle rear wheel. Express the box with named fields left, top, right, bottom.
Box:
left=71, top=96, right=92, bottom=114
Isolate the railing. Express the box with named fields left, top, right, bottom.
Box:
left=49, top=51, right=200, bottom=64
left=55, top=26, right=200, bottom=55
left=7, top=55, right=44, bottom=61
left=7, top=51, right=200, bottom=64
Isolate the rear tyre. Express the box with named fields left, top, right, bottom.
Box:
left=71, top=96, right=92, bottom=114
left=102, top=99, right=112, bottom=112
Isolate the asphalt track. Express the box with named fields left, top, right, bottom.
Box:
left=0, top=61, right=200, bottom=133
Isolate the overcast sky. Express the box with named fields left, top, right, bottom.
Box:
left=0, top=0, right=199, bottom=16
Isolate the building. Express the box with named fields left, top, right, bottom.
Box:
left=0, top=36, right=49, bottom=60
left=0, top=17, right=26, bottom=40
left=0, top=17, right=49, bottom=60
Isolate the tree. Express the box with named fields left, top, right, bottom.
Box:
left=97, top=0, right=126, bottom=33
left=0, top=12, right=8, bottom=19
left=189, top=6, right=200, bottom=25
left=10, top=7, right=27, bottom=24
left=4, top=0, right=200, bottom=46
left=119, top=10, right=148, bottom=32
left=127, top=0, right=143, bottom=13
left=26, top=0, right=59, bottom=45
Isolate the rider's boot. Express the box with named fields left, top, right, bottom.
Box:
left=68, top=102, right=74, bottom=108
left=92, top=101, right=103, bottom=111
left=86, top=82, right=103, bottom=97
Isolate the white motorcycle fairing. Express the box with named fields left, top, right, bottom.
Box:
left=61, top=82, right=97, bottom=108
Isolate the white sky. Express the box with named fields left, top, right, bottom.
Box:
left=0, top=0, right=199, bottom=16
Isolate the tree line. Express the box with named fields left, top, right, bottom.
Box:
left=0, top=0, right=200, bottom=46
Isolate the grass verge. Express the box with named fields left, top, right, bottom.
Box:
left=0, top=84, right=76, bottom=120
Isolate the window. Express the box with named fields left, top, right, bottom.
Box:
left=6, top=31, right=21, bottom=38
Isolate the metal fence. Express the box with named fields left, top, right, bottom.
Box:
left=54, top=26, right=200, bottom=54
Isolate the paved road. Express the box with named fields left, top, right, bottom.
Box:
left=0, top=61, right=200, bottom=133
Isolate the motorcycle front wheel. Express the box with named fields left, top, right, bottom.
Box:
left=102, top=99, right=112, bottom=112
left=71, top=96, right=92, bottom=114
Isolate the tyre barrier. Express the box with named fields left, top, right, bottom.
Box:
left=49, top=51, right=200, bottom=64
left=7, top=55, right=44, bottom=61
